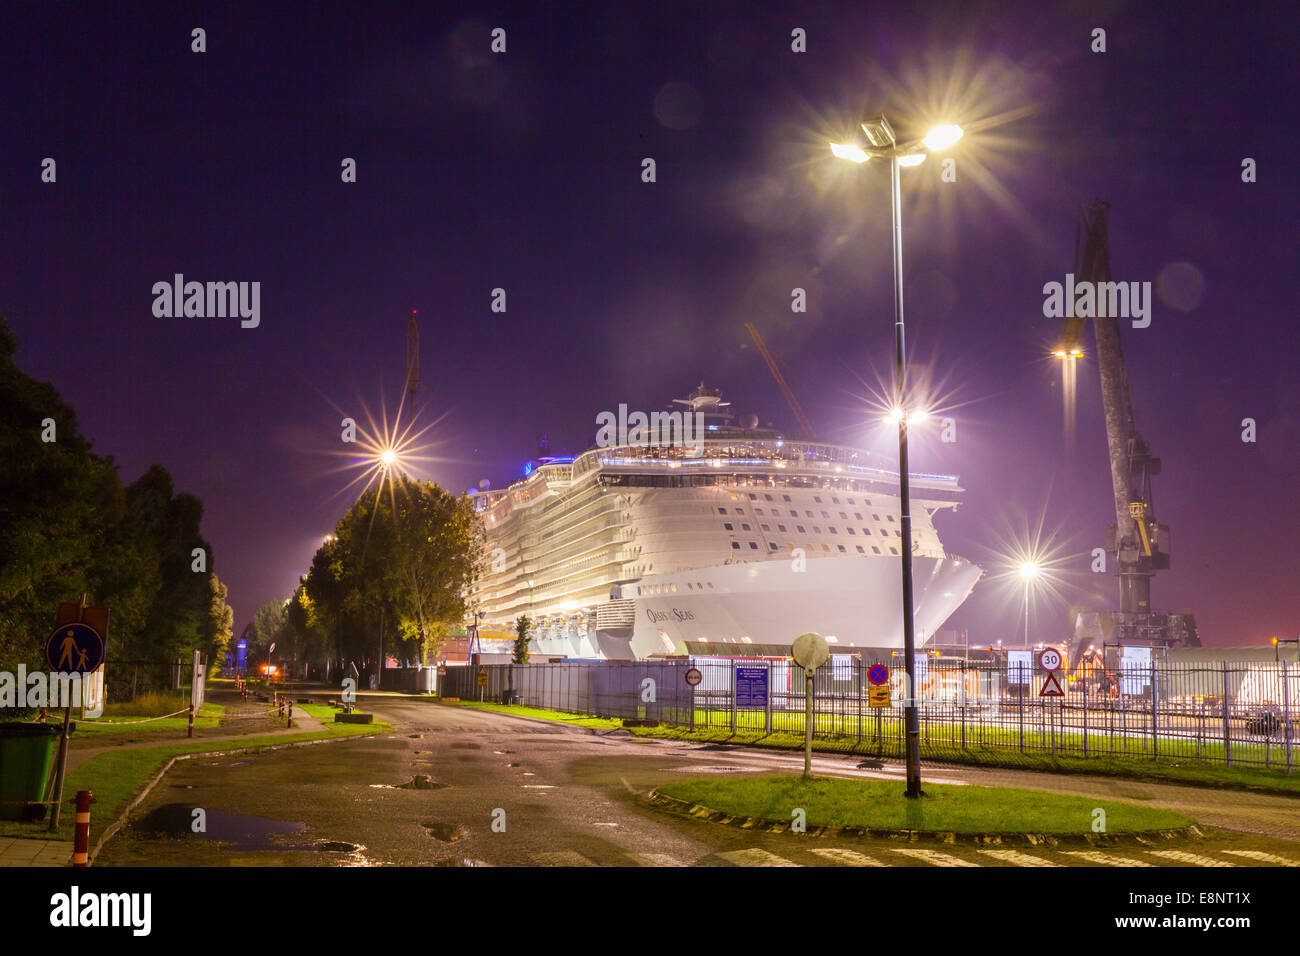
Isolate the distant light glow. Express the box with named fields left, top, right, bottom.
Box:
left=897, top=152, right=927, bottom=167
left=380, top=449, right=397, bottom=467
left=1018, top=561, right=1041, bottom=579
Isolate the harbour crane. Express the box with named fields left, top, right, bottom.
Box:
left=405, top=310, right=419, bottom=404
left=1059, top=200, right=1198, bottom=658
left=744, top=322, right=816, bottom=438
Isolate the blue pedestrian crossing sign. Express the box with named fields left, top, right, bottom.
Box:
left=46, top=622, right=105, bottom=674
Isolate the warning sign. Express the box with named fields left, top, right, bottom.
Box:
left=868, top=684, right=891, bottom=708
left=1039, top=671, right=1065, bottom=697
left=476, top=668, right=488, bottom=687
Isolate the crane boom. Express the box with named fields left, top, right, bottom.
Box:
left=405, top=310, right=420, bottom=403
left=744, top=322, right=815, bottom=438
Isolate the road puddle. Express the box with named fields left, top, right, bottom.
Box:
left=132, top=803, right=307, bottom=848
left=422, top=822, right=468, bottom=842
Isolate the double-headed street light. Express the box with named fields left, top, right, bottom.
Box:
left=832, top=115, right=963, bottom=799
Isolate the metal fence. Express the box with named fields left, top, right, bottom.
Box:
left=442, top=657, right=1300, bottom=771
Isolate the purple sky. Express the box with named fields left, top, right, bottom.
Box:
left=2, top=1, right=1295, bottom=646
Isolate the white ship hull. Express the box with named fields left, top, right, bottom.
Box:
left=529, top=553, right=982, bottom=660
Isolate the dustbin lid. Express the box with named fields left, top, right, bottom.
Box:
left=0, top=722, right=61, bottom=737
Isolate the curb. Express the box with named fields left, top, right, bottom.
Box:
left=641, top=788, right=1205, bottom=847
left=89, top=732, right=380, bottom=864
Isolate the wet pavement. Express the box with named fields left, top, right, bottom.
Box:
left=93, top=697, right=1300, bottom=867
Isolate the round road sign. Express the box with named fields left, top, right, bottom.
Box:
left=792, top=632, right=830, bottom=671
left=867, top=663, right=890, bottom=686
left=1038, top=647, right=1063, bottom=672
left=684, top=667, right=703, bottom=687
left=45, top=622, right=104, bottom=674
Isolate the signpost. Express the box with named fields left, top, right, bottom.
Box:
left=46, top=599, right=109, bottom=831
left=735, top=666, right=768, bottom=709
left=792, top=632, right=830, bottom=779
left=1038, top=647, right=1065, bottom=760
left=867, top=663, right=891, bottom=708
left=476, top=666, right=488, bottom=701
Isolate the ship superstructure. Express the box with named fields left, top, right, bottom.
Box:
left=466, top=386, right=982, bottom=659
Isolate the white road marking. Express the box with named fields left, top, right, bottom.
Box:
left=533, top=851, right=595, bottom=866
left=891, top=848, right=980, bottom=867
left=1061, top=850, right=1155, bottom=867
left=1221, top=849, right=1299, bottom=866
left=809, top=847, right=884, bottom=866
left=979, top=849, right=1062, bottom=867
left=1147, top=850, right=1236, bottom=867
left=717, top=848, right=801, bottom=867
left=521, top=784, right=556, bottom=789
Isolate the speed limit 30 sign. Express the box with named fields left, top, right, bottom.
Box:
left=1038, top=647, right=1063, bottom=672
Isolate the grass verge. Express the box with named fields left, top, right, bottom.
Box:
left=442, top=700, right=1300, bottom=796
left=0, top=714, right=392, bottom=843
left=656, top=775, right=1193, bottom=834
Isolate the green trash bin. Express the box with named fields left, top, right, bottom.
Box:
left=0, top=722, right=60, bottom=821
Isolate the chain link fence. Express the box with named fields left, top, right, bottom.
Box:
left=442, top=657, right=1300, bottom=771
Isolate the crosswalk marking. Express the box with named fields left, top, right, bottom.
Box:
left=979, top=849, right=1062, bottom=867
left=891, top=848, right=980, bottom=867
left=1147, top=850, right=1235, bottom=867
left=717, top=848, right=801, bottom=867
left=809, top=848, right=884, bottom=867
left=533, top=851, right=595, bottom=866
left=1061, top=850, right=1154, bottom=867
left=1221, top=849, right=1299, bottom=866
left=627, top=852, right=686, bottom=867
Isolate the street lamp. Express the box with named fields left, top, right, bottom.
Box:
left=831, top=114, right=963, bottom=799
left=1018, top=561, right=1041, bottom=646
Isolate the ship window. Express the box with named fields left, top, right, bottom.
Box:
left=872, top=546, right=882, bottom=554
left=686, top=583, right=693, bottom=591
left=748, top=493, right=757, bottom=500
left=749, top=541, right=758, bottom=549
left=755, top=508, right=764, bottom=515
left=769, top=542, right=778, bottom=550
left=862, top=528, right=871, bottom=535
left=697, top=582, right=704, bottom=589
left=837, top=545, right=846, bottom=552
left=865, top=500, right=872, bottom=506
left=829, top=527, right=837, bottom=534
left=783, top=494, right=791, bottom=501
left=765, top=494, right=774, bottom=501
left=670, top=584, right=678, bottom=592
left=855, top=513, right=863, bottom=520
left=822, top=544, right=830, bottom=552
left=873, top=514, right=881, bottom=520
left=820, top=511, right=829, bottom=518
left=839, top=512, right=848, bottom=519
left=814, top=496, right=823, bottom=503
left=832, top=497, right=840, bottom=504
left=805, top=510, right=814, bottom=518
left=761, top=524, right=770, bottom=531
left=718, top=507, right=728, bottom=514
left=896, top=530, right=902, bottom=537
left=741, top=523, right=750, bottom=531
left=813, top=526, right=822, bottom=533
left=856, top=546, right=865, bottom=554
left=890, top=547, right=899, bottom=555
left=848, top=498, right=856, bottom=505
left=789, top=510, right=797, bottom=517
left=778, top=524, right=787, bottom=532
left=847, top=527, right=855, bottom=535
left=731, top=542, right=740, bottom=549
left=796, top=525, right=806, bottom=533
left=708, top=582, right=714, bottom=589
left=888, top=515, right=895, bottom=522
left=724, top=522, right=734, bottom=530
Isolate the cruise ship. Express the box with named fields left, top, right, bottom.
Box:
left=466, top=385, right=982, bottom=660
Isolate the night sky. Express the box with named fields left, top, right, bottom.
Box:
left=2, top=1, right=1295, bottom=646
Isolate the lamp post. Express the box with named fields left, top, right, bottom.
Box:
left=1019, top=561, right=1041, bottom=647
left=832, top=115, right=963, bottom=798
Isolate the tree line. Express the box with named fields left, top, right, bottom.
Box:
left=0, top=316, right=233, bottom=699
left=242, top=474, right=482, bottom=685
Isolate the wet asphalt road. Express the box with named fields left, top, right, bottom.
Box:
left=94, top=697, right=1300, bottom=867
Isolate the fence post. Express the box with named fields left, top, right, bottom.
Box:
left=1286, top=660, right=1293, bottom=774
left=1018, top=667, right=1025, bottom=753
left=1082, top=667, right=1089, bottom=757
left=960, top=660, right=967, bottom=751
left=1150, top=662, right=1158, bottom=762
left=1223, top=662, right=1232, bottom=768
left=730, top=660, right=737, bottom=735
left=287, top=699, right=294, bottom=729
left=854, top=659, right=861, bottom=747
left=187, top=703, right=194, bottom=739
left=766, top=662, right=774, bottom=736
left=72, top=790, right=95, bottom=867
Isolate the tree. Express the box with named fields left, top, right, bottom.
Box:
left=513, top=615, right=531, bottom=664
left=201, top=573, right=234, bottom=672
